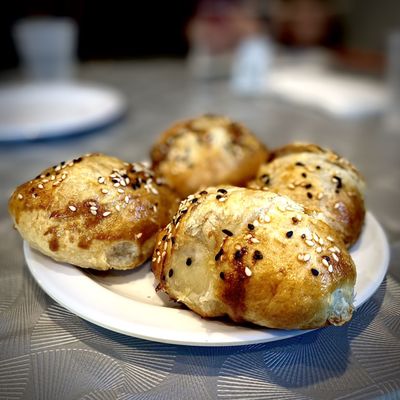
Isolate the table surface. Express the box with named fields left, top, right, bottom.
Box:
left=0, top=60, right=399, bottom=400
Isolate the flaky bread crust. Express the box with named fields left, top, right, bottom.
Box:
left=152, top=186, right=356, bottom=330
left=151, top=114, right=268, bottom=198
left=249, top=143, right=365, bottom=247
left=9, top=154, right=179, bottom=270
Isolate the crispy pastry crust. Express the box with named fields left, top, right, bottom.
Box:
left=9, top=154, right=179, bottom=270
left=151, top=114, right=268, bottom=198
left=152, top=186, right=356, bottom=329
left=249, top=143, right=365, bottom=247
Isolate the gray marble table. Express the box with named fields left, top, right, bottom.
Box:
left=0, top=60, right=399, bottom=399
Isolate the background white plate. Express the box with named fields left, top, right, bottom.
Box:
left=24, top=212, right=390, bottom=346
left=0, top=82, right=126, bottom=141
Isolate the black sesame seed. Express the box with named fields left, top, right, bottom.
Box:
left=311, top=268, right=319, bottom=276
left=302, top=172, right=307, bottom=178
left=286, top=231, right=293, bottom=238
left=316, top=165, right=321, bottom=170
left=60, top=161, right=65, bottom=166
left=305, top=183, right=312, bottom=189
left=217, top=188, right=227, bottom=194
left=253, top=250, right=263, bottom=260
left=301, top=234, right=306, bottom=239
left=168, top=269, right=174, bottom=277
left=45, top=172, right=51, bottom=177
left=247, top=223, right=255, bottom=230
left=335, top=189, right=340, bottom=194
left=292, top=217, right=299, bottom=224
left=333, top=175, right=342, bottom=189
left=186, top=258, right=192, bottom=266
left=295, top=162, right=305, bottom=166
left=261, top=174, right=270, bottom=185
left=222, top=229, right=233, bottom=236
left=74, top=157, right=83, bottom=163
left=220, top=272, right=225, bottom=280
left=216, top=194, right=222, bottom=200
left=35, top=175, right=41, bottom=179
left=161, top=274, right=166, bottom=281
left=162, top=235, right=167, bottom=241
left=199, top=190, right=208, bottom=195
left=180, top=209, right=188, bottom=214
left=191, top=198, right=198, bottom=203
left=171, top=237, right=176, bottom=245
left=323, top=255, right=331, bottom=262
left=234, top=250, right=243, bottom=260
left=307, top=192, right=313, bottom=199
left=215, top=248, right=224, bottom=261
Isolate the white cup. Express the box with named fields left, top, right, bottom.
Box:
left=13, top=17, right=77, bottom=81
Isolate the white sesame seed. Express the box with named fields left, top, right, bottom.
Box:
left=244, top=234, right=252, bottom=240
left=161, top=251, right=166, bottom=258
left=38, top=184, right=44, bottom=189
left=317, top=193, right=324, bottom=200
left=303, top=253, right=311, bottom=262
left=332, top=253, right=339, bottom=262
left=50, top=175, right=55, bottom=181
left=250, top=237, right=260, bottom=244
left=40, top=174, right=45, bottom=178
left=98, top=177, right=105, bottom=184
left=125, top=196, right=130, bottom=204
left=328, top=265, right=333, bottom=273
left=120, top=180, right=126, bottom=187
left=90, top=209, right=97, bottom=215
left=17, top=193, right=23, bottom=200
left=42, top=179, right=49, bottom=183
left=125, top=177, right=130, bottom=184
left=334, top=202, right=340, bottom=209
left=322, top=258, right=330, bottom=267
left=296, top=214, right=303, bottom=221
left=136, top=233, right=143, bottom=239
left=328, top=247, right=337, bottom=253
left=235, top=244, right=241, bottom=251
left=297, top=254, right=304, bottom=261
left=55, top=165, right=61, bottom=172
left=305, top=240, right=315, bottom=247
left=113, top=182, right=120, bottom=187
left=115, top=188, right=123, bottom=194
left=101, top=189, right=109, bottom=194
left=316, top=246, right=322, bottom=253
left=288, top=183, right=295, bottom=189
left=264, top=214, right=271, bottom=223
left=61, top=174, right=67, bottom=180
left=318, top=238, right=324, bottom=245
left=253, top=220, right=260, bottom=227
left=90, top=206, right=97, bottom=211
left=245, top=266, right=252, bottom=277
left=152, top=257, right=157, bottom=262
left=89, top=201, right=96, bottom=206
left=218, top=197, right=227, bottom=202
left=327, top=236, right=334, bottom=242
left=69, top=205, right=77, bottom=212
left=102, top=211, right=111, bottom=217
left=313, top=233, right=319, bottom=242
left=333, top=246, right=341, bottom=253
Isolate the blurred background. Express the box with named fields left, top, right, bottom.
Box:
left=1, top=0, right=399, bottom=72
left=0, top=0, right=399, bottom=143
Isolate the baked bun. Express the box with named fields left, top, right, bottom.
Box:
left=150, top=114, right=268, bottom=198
left=249, top=143, right=365, bottom=247
left=152, top=186, right=356, bottom=329
left=9, top=154, right=179, bottom=270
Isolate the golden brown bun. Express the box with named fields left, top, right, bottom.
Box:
left=249, top=143, right=365, bottom=247
left=150, top=114, right=268, bottom=198
left=9, top=154, right=179, bottom=270
left=152, top=186, right=356, bottom=330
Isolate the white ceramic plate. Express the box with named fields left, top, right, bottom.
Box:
left=0, top=82, right=126, bottom=141
left=24, top=212, right=390, bottom=346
